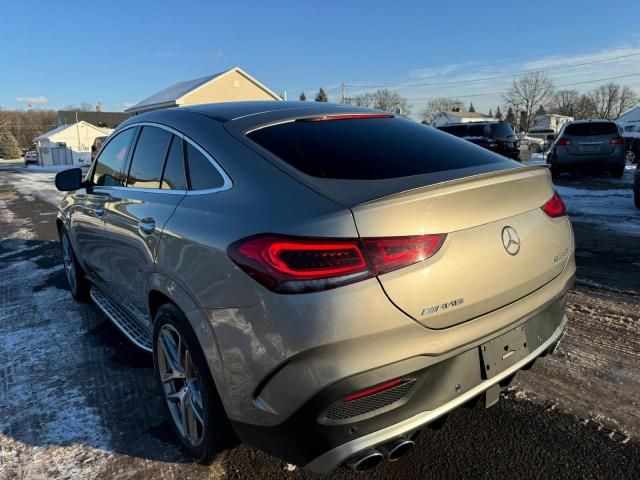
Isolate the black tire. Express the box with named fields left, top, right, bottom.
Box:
left=550, top=162, right=561, bottom=180
left=152, top=303, right=236, bottom=464
left=634, top=184, right=640, bottom=209
left=59, top=228, right=90, bottom=302
left=610, top=166, right=625, bottom=179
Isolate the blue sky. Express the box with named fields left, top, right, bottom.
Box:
left=2, top=0, right=639, bottom=117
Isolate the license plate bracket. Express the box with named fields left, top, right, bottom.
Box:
left=480, top=326, right=529, bottom=379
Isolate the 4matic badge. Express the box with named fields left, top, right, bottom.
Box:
left=421, top=298, right=464, bottom=316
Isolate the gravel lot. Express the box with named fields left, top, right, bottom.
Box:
left=1, top=159, right=639, bottom=479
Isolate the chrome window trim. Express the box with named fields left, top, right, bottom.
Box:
left=93, top=121, right=233, bottom=195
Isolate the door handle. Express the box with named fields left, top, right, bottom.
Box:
left=95, top=207, right=106, bottom=218
left=138, top=218, right=156, bottom=235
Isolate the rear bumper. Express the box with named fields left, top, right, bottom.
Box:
left=230, top=288, right=570, bottom=472
left=553, top=149, right=625, bottom=168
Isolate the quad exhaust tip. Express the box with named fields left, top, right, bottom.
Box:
left=346, top=450, right=384, bottom=472
left=346, top=439, right=415, bottom=472
left=378, top=438, right=415, bottom=461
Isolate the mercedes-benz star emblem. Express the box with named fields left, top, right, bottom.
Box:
left=501, top=226, right=521, bottom=256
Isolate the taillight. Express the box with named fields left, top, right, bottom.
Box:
left=609, top=136, right=625, bottom=145
left=228, top=233, right=446, bottom=293
left=342, top=379, right=404, bottom=403
left=555, top=138, right=572, bottom=146
left=541, top=191, right=567, bottom=218
left=362, top=234, right=446, bottom=275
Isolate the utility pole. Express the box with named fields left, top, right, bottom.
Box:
left=341, top=83, right=346, bottom=104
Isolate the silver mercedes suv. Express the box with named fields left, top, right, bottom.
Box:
left=55, top=102, right=574, bottom=473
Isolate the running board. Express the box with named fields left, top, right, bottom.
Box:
left=90, top=287, right=152, bottom=352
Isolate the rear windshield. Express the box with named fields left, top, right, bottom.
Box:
left=489, top=123, right=515, bottom=138
left=564, top=122, right=618, bottom=136
left=248, top=117, right=509, bottom=180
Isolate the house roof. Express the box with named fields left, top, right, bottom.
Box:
left=617, top=105, right=640, bottom=122
left=34, top=121, right=111, bottom=142
left=125, top=67, right=281, bottom=113
left=56, top=110, right=130, bottom=129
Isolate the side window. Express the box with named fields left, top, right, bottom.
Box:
left=186, top=142, right=225, bottom=190
left=160, top=136, right=187, bottom=190
left=93, top=128, right=136, bottom=186
left=127, top=126, right=173, bottom=189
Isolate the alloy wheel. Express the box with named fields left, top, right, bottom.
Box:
left=626, top=149, right=636, bottom=164
left=157, top=324, right=205, bottom=446
left=61, top=234, right=77, bottom=293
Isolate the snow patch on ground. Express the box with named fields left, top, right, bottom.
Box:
left=3, top=170, right=65, bottom=206
left=0, top=258, right=114, bottom=478
left=556, top=184, right=640, bottom=235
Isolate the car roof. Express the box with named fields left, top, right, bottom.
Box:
left=566, top=119, right=615, bottom=125
left=185, top=101, right=380, bottom=122
left=437, top=121, right=500, bottom=127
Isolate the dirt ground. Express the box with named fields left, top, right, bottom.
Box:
left=1, top=160, right=639, bottom=479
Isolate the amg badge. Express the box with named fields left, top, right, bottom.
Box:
left=421, top=298, right=464, bottom=316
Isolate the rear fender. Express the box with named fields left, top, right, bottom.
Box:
left=146, top=272, right=229, bottom=397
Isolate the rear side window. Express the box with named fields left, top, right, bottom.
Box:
left=565, top=122, right=618, bottom=136
left=127, top=126, right=172, bottom=189
left=186, top=143, right=225, bottom=190
left=94, top=128, right=136, bottom=186
left=161, top=136, right=187, bottom=190
left=249, top=117, right=509, bottom=180
left=438, top=124, right=467, bottom=137
left=467, top=124, right=486, bottom=137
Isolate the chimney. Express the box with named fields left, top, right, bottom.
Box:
left=96, top=102, right=102, bottom=112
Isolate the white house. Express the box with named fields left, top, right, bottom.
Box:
left=531, top=114, right=573, bottom=133
left=34, top=121, right=112, bottom=166
left=431, top=110, right=496, bottom=127
left=616, top=105, right=640, bottom=137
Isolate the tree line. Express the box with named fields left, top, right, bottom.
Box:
left=303, top=72, right=639, bottom=131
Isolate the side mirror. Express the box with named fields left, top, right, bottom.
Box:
left=55, top=168, right=84, bottom=191
left=546, top=134, right=556, bottom=141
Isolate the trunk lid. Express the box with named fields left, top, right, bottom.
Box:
left=351, top=167, right=572, bottom=329
left=565, top=134, right=616, bottom=156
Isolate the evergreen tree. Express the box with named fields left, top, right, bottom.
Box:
left=504, top=107, right=516, bottom=124
left=488, top=108, right=493, bottom=117
left=495, top=106, right=503, bottom=120
left=315, top=88, right=328, bottom=102
left=299, top=92, right=306, bottom=101
left=0, top=132, right=21, bottom=159
left=535, top=104, right=546, bottom=116
left=468, top=102, right=476, bottom=112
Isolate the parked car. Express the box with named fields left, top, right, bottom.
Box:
left=54, top=102, right=574, bottom=473
left=437, top=121, right=520, bottom=160
left=547, top=120, right=626, bottom=179
left=620, top=123, right=640, bottom=164
left=518, top=135, right=546, bottom=153
left=634, top=162, right=640, bottom=209
left=23, top=150, right=38, bottom=165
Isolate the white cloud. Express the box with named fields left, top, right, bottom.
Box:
left=342, top=44, right=640, bottom=119
left=16, top=96, right=48, bottom=105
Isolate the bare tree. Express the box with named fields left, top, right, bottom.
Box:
left=589, top=83, right=638, bottom=119
left=371, top=89, right=411, bottom=114
left=349, top=92, right=375, bottom=108
left=419, top=97, right=464, bottom=124
left=503, top=71, right=555, bottom=130
left=575, top=94, right=596, bottom=119
left=548, top=89, right=580, bottom=117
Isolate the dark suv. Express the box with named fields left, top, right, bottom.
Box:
left=437, top=122, right=520, bottom=160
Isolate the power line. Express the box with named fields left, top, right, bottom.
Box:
left=400, top=72, right=640, bottom=101
left=344, top=51, right=640, bottom=89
